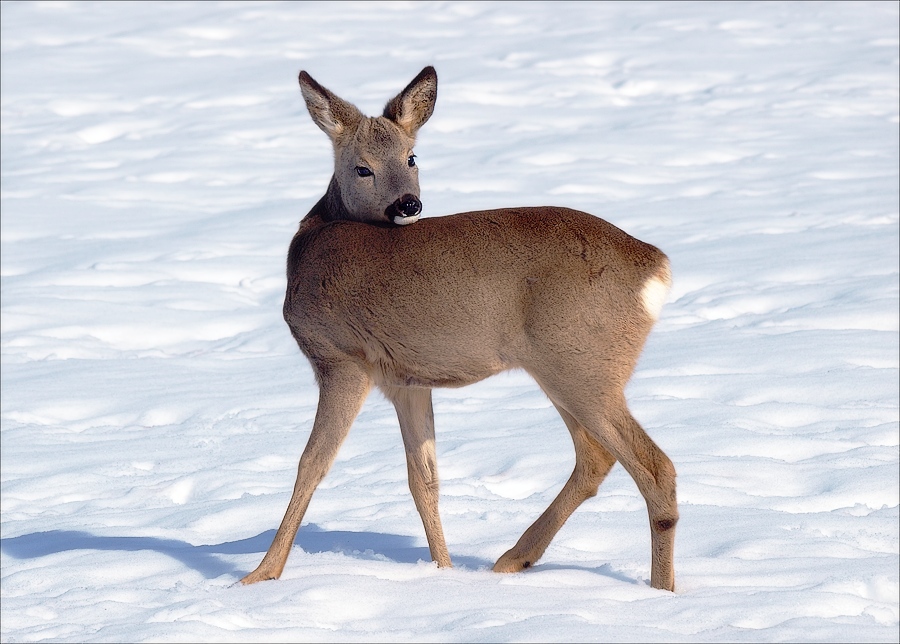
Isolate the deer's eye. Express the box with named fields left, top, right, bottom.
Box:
left=356, top=166, right=373, bottom=177
left=407, top=155, right=417, bottom=168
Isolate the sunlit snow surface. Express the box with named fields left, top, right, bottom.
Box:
left=1, top=2, right=898, bottom=642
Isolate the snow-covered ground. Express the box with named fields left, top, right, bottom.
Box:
left=1, top=1, right=898, bottom=641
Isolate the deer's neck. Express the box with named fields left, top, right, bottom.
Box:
left=303, top=176, right=350, bottom=226
left=288, top=177, right=351, bottom=275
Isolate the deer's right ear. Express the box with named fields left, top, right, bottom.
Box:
left=299, top=71, right=363, bottom=141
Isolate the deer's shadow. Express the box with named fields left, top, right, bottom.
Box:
left=1, top=526, right=640, bottom=584
left=0, top=525, right=490, bottom=580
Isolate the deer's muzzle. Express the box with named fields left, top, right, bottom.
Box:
left=387, top=194, right=422, bottom=225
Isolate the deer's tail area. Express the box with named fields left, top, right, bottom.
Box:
left=640, top=256, right=672, bottom=322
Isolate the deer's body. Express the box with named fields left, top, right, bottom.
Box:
left=241, top=67, right=678, bottom=590
left=288, top=201, right=667, bottom=390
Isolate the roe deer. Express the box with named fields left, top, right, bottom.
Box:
left=240, top=66, right=678, bottom=591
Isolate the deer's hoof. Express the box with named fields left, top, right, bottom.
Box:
left=239, top=568, right=278, bottom=585
left=650, top=574, right=675, bottom=592
left=492, top=552, right=532, bottom=573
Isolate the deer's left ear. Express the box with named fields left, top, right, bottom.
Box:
left=383, top=66, right=437, bottom=137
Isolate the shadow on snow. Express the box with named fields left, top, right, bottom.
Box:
left=1, top=526, right=640, bottom=584
left=0, top=525, right=493, bottom=580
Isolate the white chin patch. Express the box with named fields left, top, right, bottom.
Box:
left=393, top=214, right=420, bottom=226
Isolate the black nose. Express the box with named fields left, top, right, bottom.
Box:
left=398, top=195, right=421, bottom=217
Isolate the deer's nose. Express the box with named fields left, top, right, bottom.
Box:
left=399, top=195, right=421, bottom=217
left=386, top=194, right=423, bottom=225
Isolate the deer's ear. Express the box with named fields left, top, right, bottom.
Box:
left=383, top=66, right=437, bottom=137
left=299, top=71, right=363, bottom=140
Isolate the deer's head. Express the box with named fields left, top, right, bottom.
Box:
left=299, top=67, right=437, bottom=225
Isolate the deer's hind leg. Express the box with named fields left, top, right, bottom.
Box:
left=541, top=378, right=677, bottom=590
left=382, top=385, right=451, bottom=568
left=607, top=406, right=678, bottom=591
left=513, top=345, right=678, bottom=590
left=493, top=402, right=617, bottom=573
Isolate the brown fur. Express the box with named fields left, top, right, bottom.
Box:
left=240, top=67, right=678, bottom=591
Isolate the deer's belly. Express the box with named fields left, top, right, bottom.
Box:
left=361, top=331, right=514, bottom=389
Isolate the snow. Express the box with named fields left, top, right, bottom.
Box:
left=1, top=1, right=898, bottom=641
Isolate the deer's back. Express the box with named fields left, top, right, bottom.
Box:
left=285, top=207, right=668, bottom=387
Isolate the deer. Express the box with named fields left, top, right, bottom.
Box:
left=240, top=66, right=678, bottom=591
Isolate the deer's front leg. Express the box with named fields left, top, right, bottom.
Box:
left=241, top=363, right=371, bottom=585
left=383, top=386, right=451, bottom=568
